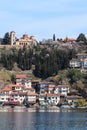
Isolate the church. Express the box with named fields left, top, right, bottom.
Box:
left=10, top=31, right=38, bottom=46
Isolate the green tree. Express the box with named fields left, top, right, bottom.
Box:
left=2, top=32, right=10, bottom=45
left=67, top=69, right=82, bottom=85
left=77, top=99, right=86, bottom=107
left=11, top=74, right=16, bottom=83
left=53, top=34, right=56, bottom=41
left=76, top=33, right=87, bottom=43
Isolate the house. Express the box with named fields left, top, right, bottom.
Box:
left=63, top=37, right=76, bottom=42
left=27, top=92, right=37, bottom=105
left=10, top=91, right=27, bottom=103
left=0, top=87, right=11, bottom=102
left=39, top=94, right=47, bottom=105
left=25, top=79, right=32, bottom=88
left=16, top=74, right=27, bottom=85
left=11, top=84, right=25, bottom=91
left=47, top=83, right=56, bottom=94
left=67, top=95, right=82, bottom=104
left=54, top=85, right=70, bottom=96
left=69, top=58, right=81, bottom=68
left=24, top=87, right=35, bottom=93
left=76, top=53, right=87, bottom=60
left=39, top=83, right=48, bottom=94
left=46, top=94, right=60, bottom=105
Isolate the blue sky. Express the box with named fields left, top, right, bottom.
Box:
left=0, top=0, right=87, bottom=41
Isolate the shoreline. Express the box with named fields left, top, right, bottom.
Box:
left=0, top=106, right=87, bottom=112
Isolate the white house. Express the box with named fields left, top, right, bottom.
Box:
left=11, top=84, right=25, bottom=91
left=0, top=87, right=11, bottom=102
left=46, top=94, right=60, bottom=105
left=27, top=92, right=37, bottom=105
left=10, top=91, right=26, bottom=103
left=24, top=87, right=35, bottom=93
left=39, top=83, right=48, bottom=94
left=54, top=85, right=70, bottom=96
left=25, top=79, right=32, bottom=88
left=69, top=58, right=81, bottom=68
left=39, top=94, right=46, bottom=105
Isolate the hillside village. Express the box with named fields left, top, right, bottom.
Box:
left=0, top=32, right=87, bottom=108
left=0, top=74, right=83, bottom=108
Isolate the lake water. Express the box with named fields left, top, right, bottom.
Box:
left=0, top=111, right=87, bottom=130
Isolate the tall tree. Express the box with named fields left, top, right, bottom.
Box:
left=53, top=34, right=56, bottom=41
left=76, top=33, right=87, bottom=43
left=3, top=32, right=10, bottom=45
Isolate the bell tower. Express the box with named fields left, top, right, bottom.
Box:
left=10, top=31, right=16, bottom=45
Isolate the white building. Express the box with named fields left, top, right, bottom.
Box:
left=46, top=94, right=60, bottom=105
left=27, top=92, right=37, bottom=104
left=0, top=87, right=11, bottom=102
left=54, top=85, right=70, bottom=96
left=11, top=84, right=25, bottom=91
left=25, top=80, right=32, bottom=88
left=10, top=91, right=26, bottom=103
left=69, top=58, right=81, bottom=68
left=39, top=94, right=46, bottom=105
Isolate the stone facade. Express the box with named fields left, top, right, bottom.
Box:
left=10, top=31, right=37, bottom=46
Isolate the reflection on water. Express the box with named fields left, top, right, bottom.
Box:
left=0, top=112, right=87, bottom=130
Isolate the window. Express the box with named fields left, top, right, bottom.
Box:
left=15, top=98, right=18, bottom=100
left=12, top=87, right=15, bottom=90
left=48, top=97, right=51, bottom=99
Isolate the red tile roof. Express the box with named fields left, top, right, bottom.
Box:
left=47, top=94, right=61, bottom=97
left=27, top=92, right=37, bottom=96
left=11, top=84, right=25, bottom=87
left=2, top=87, right=11, bottom=91
left=16, top=74, right=27, bottom=79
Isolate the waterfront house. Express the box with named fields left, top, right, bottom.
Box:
left=0, top=87, right=11, bottom=102
left=39, top=94, right=47, bottom=105
left=54, top=85, right=70, bottom=96
left=10, top=91, right=27, bottom=103
left=46, top=94, right=60, bottom=105
left=27, top=92, right=37, bottom=105
left=67, top=95, right=82, bottom=104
